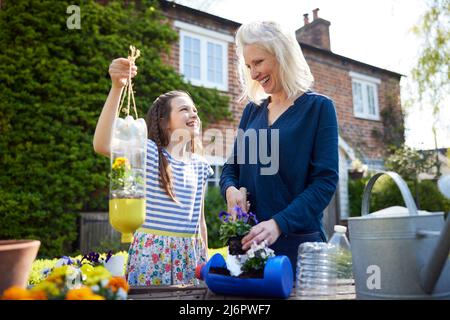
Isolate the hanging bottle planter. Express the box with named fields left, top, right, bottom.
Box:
left=109, top=46, right=146, bottom=243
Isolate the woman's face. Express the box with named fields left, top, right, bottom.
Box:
left=243, top=44, right=283, bottom=96
left=167, top=95, right=200, bottom=138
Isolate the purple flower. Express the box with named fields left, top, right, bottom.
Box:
left=248, top=212, right=258, bottom=224
left=105, top=250, right=113, bottom=263
left=219, top=211, right=231, bottom=222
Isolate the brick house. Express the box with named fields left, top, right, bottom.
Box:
left=160, top=1, right=404, bottom=236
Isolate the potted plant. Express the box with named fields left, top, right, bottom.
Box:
left=204, top=241, right=276, bottom=279
left=218, top=207, right=258, bottom=255
left=348, top=158, right=367, bottom=180
left=240, top=241, right=275, bottom=278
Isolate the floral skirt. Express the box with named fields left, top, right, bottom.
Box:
left=125, top=231, right=207, bottom=286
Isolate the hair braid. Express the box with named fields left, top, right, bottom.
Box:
left=146, top=91, right=191, bottom=202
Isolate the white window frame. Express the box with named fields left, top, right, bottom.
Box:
left=349, top=71, right=381, bottom=121
left=175, top=20, right=231, bottom=92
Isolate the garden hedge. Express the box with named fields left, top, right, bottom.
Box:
left=0, top=0, right=230, bottom=258
left=348, top=175, right=450, bottom=217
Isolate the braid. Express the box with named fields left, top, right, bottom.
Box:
left=146, top=92, right=185, bottom=202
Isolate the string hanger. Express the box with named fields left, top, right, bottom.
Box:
left=119, top=45, right=141, bottom=118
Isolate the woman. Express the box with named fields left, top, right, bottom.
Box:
left=219, top=21, right=339, bottom=275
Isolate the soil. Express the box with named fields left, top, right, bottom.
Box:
left=228, top=236, right=245, bottom=255
left=209, top=267, right=264, bottom=279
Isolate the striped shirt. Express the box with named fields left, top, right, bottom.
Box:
left=139, top=139, right=213, bottom=237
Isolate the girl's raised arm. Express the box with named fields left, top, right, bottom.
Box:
left=93, top=58, right=137, bottom=157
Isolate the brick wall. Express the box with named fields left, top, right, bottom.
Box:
left=302, top=45, right=402, bottom=159
left=160, top=3, right=403, bottom=162
left=161, top=3, right=244, bottom=160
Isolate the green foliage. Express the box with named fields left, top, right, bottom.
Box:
left=218, top=209, right=257, bottom=246
left=241, top=243, right=275, bottom=274
left=348, top=174, right=450, bottom=217
left=385, top=146, right=434, bottom=181
left=219, top=221, right=251, bottom=246
left=411, top=0, right=449, bottom=116
left=348, top=176, right=371, bottom=217
left=204, top=186, right=227, bottom=248
left=0, top=0, right=230, bottom=258
left=371, top=94, right=405, bottom=153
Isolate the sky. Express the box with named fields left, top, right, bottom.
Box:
left=173, top=0, right=450, bottom=150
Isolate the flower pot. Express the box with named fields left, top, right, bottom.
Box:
left=228, top=236, right=245, bottom=255
left=349, top=170, right=364, bottom=180
left=0, top=240, right=40, bottom=295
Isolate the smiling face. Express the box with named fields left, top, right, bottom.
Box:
left=167, top=95, right=200, bottom=138
left=243, top=44, right=283, bottom=96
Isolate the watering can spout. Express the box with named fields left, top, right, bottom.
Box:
left=421, top=174, right=450, bottom=294
left=420, top=210, right=450, bottom=293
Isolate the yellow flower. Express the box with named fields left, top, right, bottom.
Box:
left=32, top=281, right=60, bottom=297
left=106, top=276, right=129, bottom=293
left=80, top=265, right=111, bottom=287
left=1, top=286, right=31, bottom=300
left=112, top=157, right=130, bottom=170
left=66, top=286, right=105, bottom=300
left=152, top=278, right=161, bottom=285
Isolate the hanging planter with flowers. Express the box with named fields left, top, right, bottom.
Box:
left=109, top=46, right=147, bottom=243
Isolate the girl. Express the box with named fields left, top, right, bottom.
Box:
left=93, top=58, right=213, bottom=286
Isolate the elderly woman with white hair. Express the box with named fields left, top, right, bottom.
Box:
left=219, top=21, right=339, bottom=276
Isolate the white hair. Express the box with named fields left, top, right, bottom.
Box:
left=235, top=21, right=314, bottom=103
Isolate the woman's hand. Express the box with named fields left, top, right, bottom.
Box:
left=241, top=219, right=281, bottom=251
left=225, top=186, right=250, bottom=218
left=109, top=58, right=137, bottom=88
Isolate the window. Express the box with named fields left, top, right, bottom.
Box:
left=183, top=36, right=201, bottom=80
left=175, top=21, right=231, bottom=91
left=349, top=71, right=380, bottom=120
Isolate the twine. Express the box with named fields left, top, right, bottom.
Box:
left=118, top=45, right=141, bottom=118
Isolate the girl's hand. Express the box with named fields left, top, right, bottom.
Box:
left=108, top=58, right=138, bottom=88
left=225, top=186, right=249, bottom=218
left=241, top=219, right=281, bottom=251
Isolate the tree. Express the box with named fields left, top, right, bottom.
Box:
left=0, top=0, right=230, bottom=257
left=411, top=0, right=449, bottom=176
left=385, top=145, right=434, bottom=207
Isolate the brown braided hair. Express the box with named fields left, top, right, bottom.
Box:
left=146, top=90, right=197, bottom=202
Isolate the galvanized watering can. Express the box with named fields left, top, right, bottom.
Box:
left=348, top=171, right=450, bottom=299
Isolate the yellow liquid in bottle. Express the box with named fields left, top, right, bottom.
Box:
left=109, top=198, right=145, bottom=243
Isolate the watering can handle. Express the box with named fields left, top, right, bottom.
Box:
left=361, top=171, right=418, bottom=216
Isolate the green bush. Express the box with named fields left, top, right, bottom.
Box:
left=348, top=174, right=450, bottom=217
left=348, top=176, right=371, bottom=217
left=204, top=186, right=227, bottom=248
left=0, top=0, right=230, bottom=258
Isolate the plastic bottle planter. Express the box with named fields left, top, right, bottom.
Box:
left=109, top=116, right=147, bottom=243
left=197, top=253, right=293, bottom=299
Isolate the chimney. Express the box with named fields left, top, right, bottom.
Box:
left=303, top=13, right=309, bottom=26
left=296, top=8, right=331, bottom=51
left=313, top=8, right=319, bottom=20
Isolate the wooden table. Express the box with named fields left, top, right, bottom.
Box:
left=128, top=282, right=356, bottom=300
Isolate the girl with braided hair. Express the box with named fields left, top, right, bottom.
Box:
left=93, top=58, right=213, bottom=286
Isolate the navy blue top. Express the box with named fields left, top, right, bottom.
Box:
left=219, top=91, right=339, bottom=239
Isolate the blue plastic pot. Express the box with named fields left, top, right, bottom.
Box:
left=196, top=253, right=293, bottom=299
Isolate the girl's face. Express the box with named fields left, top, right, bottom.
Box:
left=243, top=44, right=283, bottom=96
left=167, top=95, right=200, bottom=138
